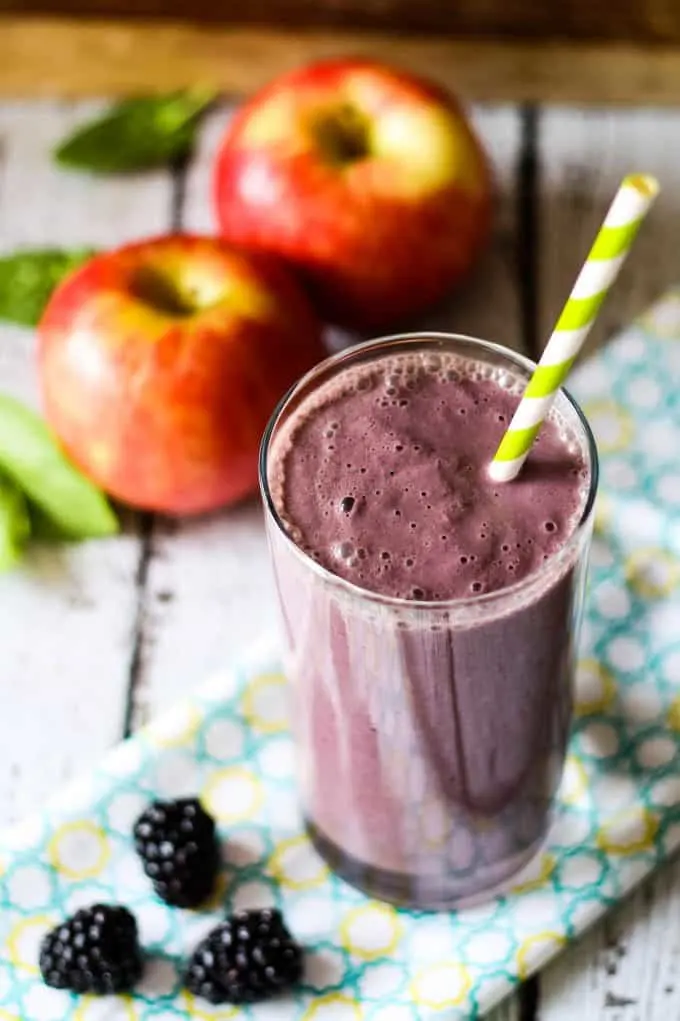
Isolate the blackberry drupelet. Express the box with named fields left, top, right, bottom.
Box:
left=184, top=907, right=303, bottom=1004
left=39, top=904, right=142, bottom=995
left=133, top=797, right=219, bottom=907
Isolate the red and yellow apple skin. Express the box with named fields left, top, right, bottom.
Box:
left=214, top=58, right=493, bottom=332
left=38, top=235, right=324, bottom=515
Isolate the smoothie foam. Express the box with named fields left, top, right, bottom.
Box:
left=270, top=350, right=587, bottom=601
left=264, top=341, right=594, bottom=908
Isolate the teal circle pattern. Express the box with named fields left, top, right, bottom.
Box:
left=3, top=291, right=680, bottom=1018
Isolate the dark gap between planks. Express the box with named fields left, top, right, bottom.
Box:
left=515, top=103, right=542, bottom=1021
left=121, top=154, right=189, bottom=739
left=517, top=104, right=540, bottom=362
left=123, top=113, right=544, bottom=1020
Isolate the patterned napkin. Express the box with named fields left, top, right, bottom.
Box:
left=3, top=291, right=680, bottom=1021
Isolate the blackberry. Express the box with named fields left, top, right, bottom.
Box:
left=184, top=908, right=303, bottom=1004
left=133, top=797, right=219, bottom=907
left=39, top=904, right=142, bottom=995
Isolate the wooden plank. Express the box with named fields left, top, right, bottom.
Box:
left=131, top=102, right=525, bottom=723
left=132, top=100, right=528, bottom=1019
left=3, top=0, right=679, bottom=43
left=490, top=997, right=522, bottom=1020
left=124, top=105, right=278, bottom=725
left=0, top=100, right=173, bottom=826
left=537, top=107, right=680, bottom=1020
left=3, top=19, right=680, bottom=106
left=537, top=108, right=680, bottom=360
left=424, top=105, right=525, bottom=354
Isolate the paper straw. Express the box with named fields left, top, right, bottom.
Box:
left=489, top=173, right=659, bottom=483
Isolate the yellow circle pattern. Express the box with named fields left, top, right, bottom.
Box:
left=269, top=834, right=329, bottom=891
left=668, top=695, right=680, bottom=733
left=561, top=756, right=589, bottom=806
left=576, top=659, right=616, bottom=717
left=73, top=997, right=137, bottom=1020
left=302, top=993, right=362, bottom=1019
left=202, top=766, right=264, bottom=823
left=517, top=932, right=567, bottom=979
left=241, top=672, right=289, bottom=734
left=410, top=962, right=472, bottom=1009
left=596, top=807, right=659, bottom=855
left=142, top=702, right=202, bottom=749
left=582, top=400, right=634, bottom=454
left=6, top=914, right=54, bottom=974
left=625, top=547, right=680, bottom=599
left=179, top=990, right=238, bottom=1019
left=511, top=854, right=556, bottom=895
left=593, top=493, right=613, bottom=534
left=47, top=820, right=111, bottom=880
left=340, top=903, right=404, bottom=962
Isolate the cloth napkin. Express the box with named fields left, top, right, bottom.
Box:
left=3, top=291, right=680, bottom=1020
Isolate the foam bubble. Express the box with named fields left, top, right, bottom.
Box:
left=423, top=354, right=442, bottom=373
left=333, top=541, right=355, bottom=562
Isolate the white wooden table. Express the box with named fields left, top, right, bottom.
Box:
left=2, top=98, right=680, bottom=1020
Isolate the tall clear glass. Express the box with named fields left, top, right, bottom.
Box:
left=259, top=333, right=598, bottom=910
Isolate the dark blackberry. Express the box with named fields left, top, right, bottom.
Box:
left=184, top=907, right=303, bottom=1004
left=39, top=904, right=142, bottom=995
left=133, top=797, right=219, bottom=908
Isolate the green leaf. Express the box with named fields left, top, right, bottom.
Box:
left=0, top=395, right=119, bottom=539
left=0, top=248, right=95, bottom=327
left=54, top=89, right=217, bottom=173
left=28, top=502, right=74, bottom=543
left=0, top=473, right=30, bottom=571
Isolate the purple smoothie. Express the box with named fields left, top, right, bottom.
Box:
left=263, top=337, right=595, bottom=908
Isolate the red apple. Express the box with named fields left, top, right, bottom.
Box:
left=38, top=235, right=324, bottom=514
left=213, top=58, right=492, bottom=332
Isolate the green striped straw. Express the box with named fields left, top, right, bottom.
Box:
left=489, top=173, right=659, bottom=483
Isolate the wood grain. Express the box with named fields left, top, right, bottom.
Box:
left=537, top=106, right=680, bottom=1020
left=0, top=101, right=173, bottom=827
left=128, top=102, right=526, bottom=723
left=128, top=100, right=528, bottom=1019
left=3, top=18, right=680, bottom=105
left=4, top=0, right=680, bottom=43
left=537, top=108, right=680, bottom=360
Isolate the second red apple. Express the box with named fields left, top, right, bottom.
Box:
left=213, top=58, right=492, bottom=332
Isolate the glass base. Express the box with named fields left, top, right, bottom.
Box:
left=306, top=817, right=548, bottom=911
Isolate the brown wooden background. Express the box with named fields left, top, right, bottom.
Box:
left=2, top=1, right=680, bottom=103
left=4, top=0, right=680, bottom=42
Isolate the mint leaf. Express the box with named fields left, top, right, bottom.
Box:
left=0, top=473, right=30, bottom=571
left=28, top=503, right=74, bottom=542
left=0, top=395, right=119, bottom=539
left=0, top=248, right=95, bottom=327
left=54, top=89, right=217, bottom=173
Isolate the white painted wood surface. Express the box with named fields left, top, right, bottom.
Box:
left=133, top=103, right=525, bottom=723
left=1, top=99, right=678, bottom=1020
left=537, top=107, right=680, bottom=1021
left=0, top=101, right=171, bottom=823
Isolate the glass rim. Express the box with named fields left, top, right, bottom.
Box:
left=258, top=331, right=599, bottom=612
